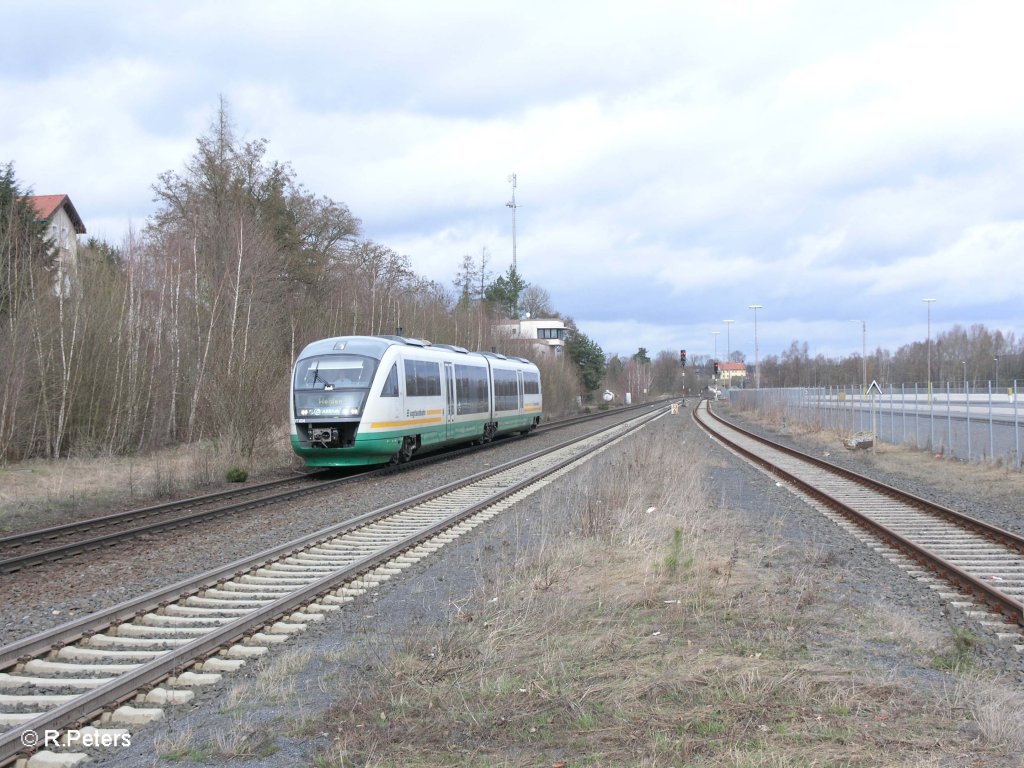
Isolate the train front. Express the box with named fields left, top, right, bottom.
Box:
left=290, top=337, right=396, bottom=466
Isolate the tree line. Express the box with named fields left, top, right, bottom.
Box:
left=0, top=101, right=634, bottom=465
left=732, top=327, right=1024, bottom=390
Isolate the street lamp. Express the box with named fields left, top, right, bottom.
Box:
left=994, top=356, right=999, bottom=391
left=723, top=320, right=734, bottom=362
left=962, top=360, right=967, bottom=392
left=711, top=331, right=720, bottom=362
left=749, top=304, right=763, bottom=388
left=922, top=298, right=936, bottom=395
left=850, top=319, right=866, bottom=393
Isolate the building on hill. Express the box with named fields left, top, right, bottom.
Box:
left=495, top=317, right=567, bottom=358
left=25, top=194, right=86, bottom=292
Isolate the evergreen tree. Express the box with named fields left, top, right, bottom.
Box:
left=484, top=264, right=526, bottom=318
left=0, top=163, right=55, bottom=322
left=564, top=322, right=606, bottom=394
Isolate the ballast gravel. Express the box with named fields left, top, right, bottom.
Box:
left=0, top=409, right=652, bottom=645
left=5, top=402, right=1023, bottom=767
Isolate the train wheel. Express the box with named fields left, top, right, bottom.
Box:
left=391, top=436, right=416, bottom=464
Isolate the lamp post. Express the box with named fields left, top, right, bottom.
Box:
left=962, top=360, right=967, bottom=392
left=711, top=331, right=720, bottom=362
left=749, top=304, right=763, bottom=389
left=851, top=319, right=866, bottom=393
left=723, top=320, right=734, bottom=362
left=994, top=356, right=999, bottom=391
left=922, top=298, right=936, bottom=396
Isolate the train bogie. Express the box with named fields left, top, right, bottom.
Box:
left=290, top=336, right=542, bottom=467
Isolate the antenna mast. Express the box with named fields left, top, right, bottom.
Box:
left=506, top=173, right=518, bottom=270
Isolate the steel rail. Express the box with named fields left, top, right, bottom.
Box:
left=0, top=405, right=667, bottom=766
left=0, top=406, right=666, bottom=667
left=694, top=401, right=1024, bottom=625
left=0, top=476, right=341, bottom=574
left=702, top=402, right=1024, bottom=555
left=0, top=401, right=664, bottom=574
left=0, top=472, right=325, bottom=552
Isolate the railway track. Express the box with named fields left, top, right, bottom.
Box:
left=0, top=405, right=668, bottom=767
left=0, top=473, right=331, bottom=574
left=0, top=403, right=660, bottom=575
left=694, top=400, right=1024, bottom=638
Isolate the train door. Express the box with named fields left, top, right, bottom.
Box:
left=444, top=361, right=456, bottom=439
left=517, top=370, right=524, bottom=413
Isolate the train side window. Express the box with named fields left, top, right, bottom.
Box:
left=381, top=364, right=399, bottom=397
left=523, top=371, right=540, bottom=395
left=405, top=359, right=441, bottom=397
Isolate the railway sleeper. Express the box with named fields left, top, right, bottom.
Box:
left=113, top=624, right=211, bottom=637
left=0, top=672, right=116, bottom=691
left=165, top=605, right=253, bottom=616
left=199, top=657, right=246, bottom=672
left=139, top=614, right=236, bottom=626
left=23, top=659, right=138, bottom=675
left=192, top=593, right=276, bottom=606
left=224, top=644, right=268, bottom=659
left=101, top=705, right=165, bottom=725
left=86, top=634, right=190, bottom=648
left=56, top=647, right=164, bottom=662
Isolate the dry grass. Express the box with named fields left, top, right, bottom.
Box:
left=0, top=426, right=297, bottom=534
left=310, top=428, right=1024, bottom=767
left=221, top=649, right=316, bottom=715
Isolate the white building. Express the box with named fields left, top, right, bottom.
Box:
left=26, top=194, right=86, bottom=292
left=496, top=317, right=568, bottom=358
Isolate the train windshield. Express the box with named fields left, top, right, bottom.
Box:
left=293, top=354, right=378, bottom=419
left=294, top=355, right=377, bottom=391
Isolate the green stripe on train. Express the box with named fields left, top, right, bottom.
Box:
left=291, top=416, right=498, bottom=467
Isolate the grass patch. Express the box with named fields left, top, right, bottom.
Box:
left=308, top=423, right=1022, bottom=766
left=932, top=626, right=981, bottom=672
left=0, top=426, right=295, bottom=534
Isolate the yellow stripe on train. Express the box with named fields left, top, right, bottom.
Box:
left=369, top=417, right=444, bottom=429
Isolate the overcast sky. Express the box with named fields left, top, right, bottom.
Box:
left=4, top=1, right=1022, bottom=364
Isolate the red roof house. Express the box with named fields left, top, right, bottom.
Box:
left=24, top=194, right=86, bottom=291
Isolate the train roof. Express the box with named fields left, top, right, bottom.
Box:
left=296, top=335, right=539, bottom=368
left=296, top=336, right=397, bottom=360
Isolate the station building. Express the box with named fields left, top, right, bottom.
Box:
left=717, top=361, right=748, bottom=387
left=495, top=317, right=568, bottom=359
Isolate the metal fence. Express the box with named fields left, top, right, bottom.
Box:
left=727, top=381, right=1023, bottom=469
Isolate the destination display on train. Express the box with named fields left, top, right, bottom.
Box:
left=294, top=390, right=364, bottom=418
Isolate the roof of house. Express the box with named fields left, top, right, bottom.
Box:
left=720, top=362, right=747, bottom=372
left=25, top=194, right=86, bottom=234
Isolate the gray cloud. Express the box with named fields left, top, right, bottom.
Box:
left=3, top=0, right=1022, bottom=362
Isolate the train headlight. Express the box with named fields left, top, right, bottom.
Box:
left=300, top=409, right=309, bottom=416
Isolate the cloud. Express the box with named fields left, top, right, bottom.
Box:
left=4, top=0, right=1024, bottom=360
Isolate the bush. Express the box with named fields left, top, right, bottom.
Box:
left=225, top=466, right=248, bottom=483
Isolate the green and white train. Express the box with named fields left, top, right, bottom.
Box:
left=290, top=335, right=542, bottom=467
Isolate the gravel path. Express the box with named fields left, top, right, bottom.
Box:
left=7, top=403, right=1024, bottom=766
